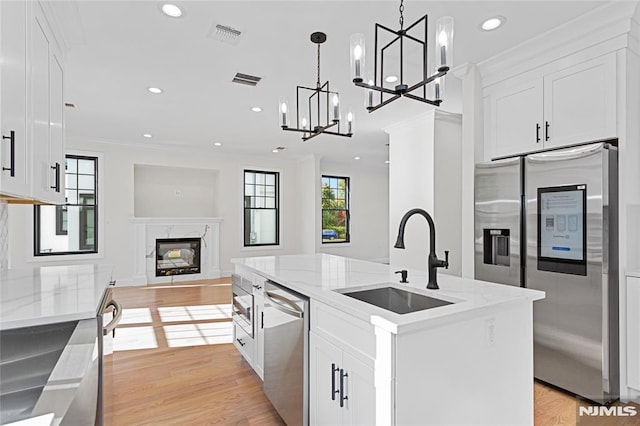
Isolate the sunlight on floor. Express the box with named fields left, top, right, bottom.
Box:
left=157, top=304, right=232, bottom=322
left=114, top=304, right=233, bottom=351
left=163, top=322, right=233, bottom=347
left=113, top=326, right=158, bottom=351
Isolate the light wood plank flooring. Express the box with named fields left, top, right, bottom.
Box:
left=107, top=278, right=639, bottom=426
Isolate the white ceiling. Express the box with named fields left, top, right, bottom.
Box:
left=57, top=1, right=605, bottom=166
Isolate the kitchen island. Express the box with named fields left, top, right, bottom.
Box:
left=0, top=264, right=116, bottom=425
left=232, top=254, right=544, bottom=426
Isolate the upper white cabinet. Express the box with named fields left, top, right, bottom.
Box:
left=30, top=3, right=65, bottom=205
left=0, top=0, right=65, bottom=203
left=485, top=52, right=616, bottom=158
left=0, top=0, right=30, bottom=198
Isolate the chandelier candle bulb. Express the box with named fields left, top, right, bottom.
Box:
left=435, top=16, right=454, bottom=71
left=332, top=94, right=340, bottom=121
left=350, top=34, right=366, bottom=82
left=347, top=111, right=353, bottom=134
left=279, top=98, right=289, bottom=127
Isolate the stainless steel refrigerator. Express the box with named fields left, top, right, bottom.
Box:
left=474, top=142, right=619, bottom=404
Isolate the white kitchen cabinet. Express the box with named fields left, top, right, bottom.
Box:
left=252, top=274, right=265, bottom=380
left=0, top=0, right=30, bottom=198
left=30, top=4, right=65, bottom=205
left=485, top=52, right=616, bottom=158
left=543, top=55, right=616, bottom=149
left=309, top=332, right=375, bottom=426
left=486, top=79, right=543, bottom=158
left=627, top=276, right=640, bottom=391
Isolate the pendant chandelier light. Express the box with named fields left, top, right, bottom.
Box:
left=279, top=32, right=353, bottom=142
left=350, top=0, right=453, bottom=112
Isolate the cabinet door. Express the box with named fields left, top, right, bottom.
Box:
left=487, top=79, right=543, bottom=158
left=0, top=0, right=30, bottom=198
left=342, top=352, right=376, bottom=426
left=254, top=292, right=264, bottom=380
left=309, top=332, right=343, bottom=426
left=47, top=52, right=64, bottom=204
left=543, top=53, right=616, bottom=149
left=30, top=10, right=52, bottom=202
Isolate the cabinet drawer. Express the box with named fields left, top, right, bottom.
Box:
left=233, top=321, right=253, bottom=364
left=311, top=301, right=376, bottom=360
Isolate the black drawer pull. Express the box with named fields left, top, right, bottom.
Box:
left=331, top=363, right=339, bottom=400
left=236, top=338, right=245, bottom=347
left=50, top=162, right=61, bottom=192
left=536, top=123, right=541, bottom=143
left=339, top=368, right=348, bottom=407
left=2, top=130, right=15, bottom=177
left=545, top=121, right=550, bottom=141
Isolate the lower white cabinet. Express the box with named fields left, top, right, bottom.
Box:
left=233, top=321, right=253, bottom=362
left=309, top=331, right=375, bottom=426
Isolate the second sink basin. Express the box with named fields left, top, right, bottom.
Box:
left=338, top=285, right=453, bottom=314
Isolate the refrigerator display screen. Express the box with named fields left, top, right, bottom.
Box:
left=537, top=185, right=587, bottom=275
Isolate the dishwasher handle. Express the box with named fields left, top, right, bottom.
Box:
left=264, top=290, right=303, bottom=318
left=103, top=299, right=123, bottom=336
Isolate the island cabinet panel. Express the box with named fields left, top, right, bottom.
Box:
left=309, top=331, right=375, bottom=426
left=395, top=300, right=534, bottom=426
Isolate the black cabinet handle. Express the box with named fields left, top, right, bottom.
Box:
left=536, top=123, right=541, bottom=143
left=339, top=368, right=348, bottom=408
left=261, top=311, right=264, bottom=329
left=236, top=337, right=245, bottom=347
left=2, top=130, right=15, bottom=177
left=545, top=121, right=550, bottom=141
left=50, top=162, right=61, bottom=192
left=331, top=363, right=340, bottom=401
left=252, top=284, right=262, bottom=290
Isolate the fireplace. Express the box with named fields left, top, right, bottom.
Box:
left=156, top=237, right=201, bottom=277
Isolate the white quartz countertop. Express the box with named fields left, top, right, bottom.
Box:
left=232, top=254, right=545, bottom=334
left=0, top=264, right=114, bottom=330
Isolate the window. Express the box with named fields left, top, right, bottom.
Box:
left=322, top=175, right=350, bottom=243
left=34, top=155, right=98, bottom=255
left=244, top=170, right=279, bottom=246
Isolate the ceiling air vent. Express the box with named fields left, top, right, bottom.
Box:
left=232, top=73, right=262, bottom=87
left=208, top=23, right=243, bottom=46
left=64, top=102, right=77, bottom=109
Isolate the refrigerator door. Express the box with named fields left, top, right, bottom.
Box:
left=525, top=142, right=618, bottom=403
left=474, top=157, right=523, bottom=286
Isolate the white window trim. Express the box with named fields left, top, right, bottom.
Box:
left=27, top=150, right=105, bottom=263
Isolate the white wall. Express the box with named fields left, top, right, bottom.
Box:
left=134, top=164, right=218, bottom=218
left=0, top=203, right=7, bottom=271
left=318, top=159, right=389, bottom=263
left=386, top=110, right=462, bottom=276
left=7, top=140, right=390, bottom=281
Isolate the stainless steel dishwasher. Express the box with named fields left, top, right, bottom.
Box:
left=263, top=280, right=309, bottom=426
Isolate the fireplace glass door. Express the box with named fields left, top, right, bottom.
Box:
left=156, top=238, right=201, bottom=276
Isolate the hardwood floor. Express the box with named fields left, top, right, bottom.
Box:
left=107, top=279, right=639, bottom=426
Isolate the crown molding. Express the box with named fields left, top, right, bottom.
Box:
left=478, top=1, right=638, bottom=88
left=37, top=0, right=85, bottom=55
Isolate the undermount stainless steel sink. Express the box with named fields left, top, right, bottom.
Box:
left=338, top=285, right=454, bottom=314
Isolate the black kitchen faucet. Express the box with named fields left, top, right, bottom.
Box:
left=393, top=208, right=449, bottom=290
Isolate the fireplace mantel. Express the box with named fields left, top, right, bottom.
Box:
left=131, top=217, right=223, bottom=285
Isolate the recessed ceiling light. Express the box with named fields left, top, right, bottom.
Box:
left=385, top=75, right=398, bottom=83
left=251, top=107, right=262, bottom=112
left=147, top=87, right=163, bottom=94
left=143, top=134, right=152, bottom=138
left=354, top=156, right=361, bottom=160
left=161, top=4, right=183, bottom=18
left=213, top=142, right=222, bottom=146
left=481, top=16, right=505, bottom=31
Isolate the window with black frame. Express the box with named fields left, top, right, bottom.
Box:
left=244, top=170, right=279, bottom=246
left=322, top=175, right=350, bottom=243
left=34, top=155, right=98, bottom=255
